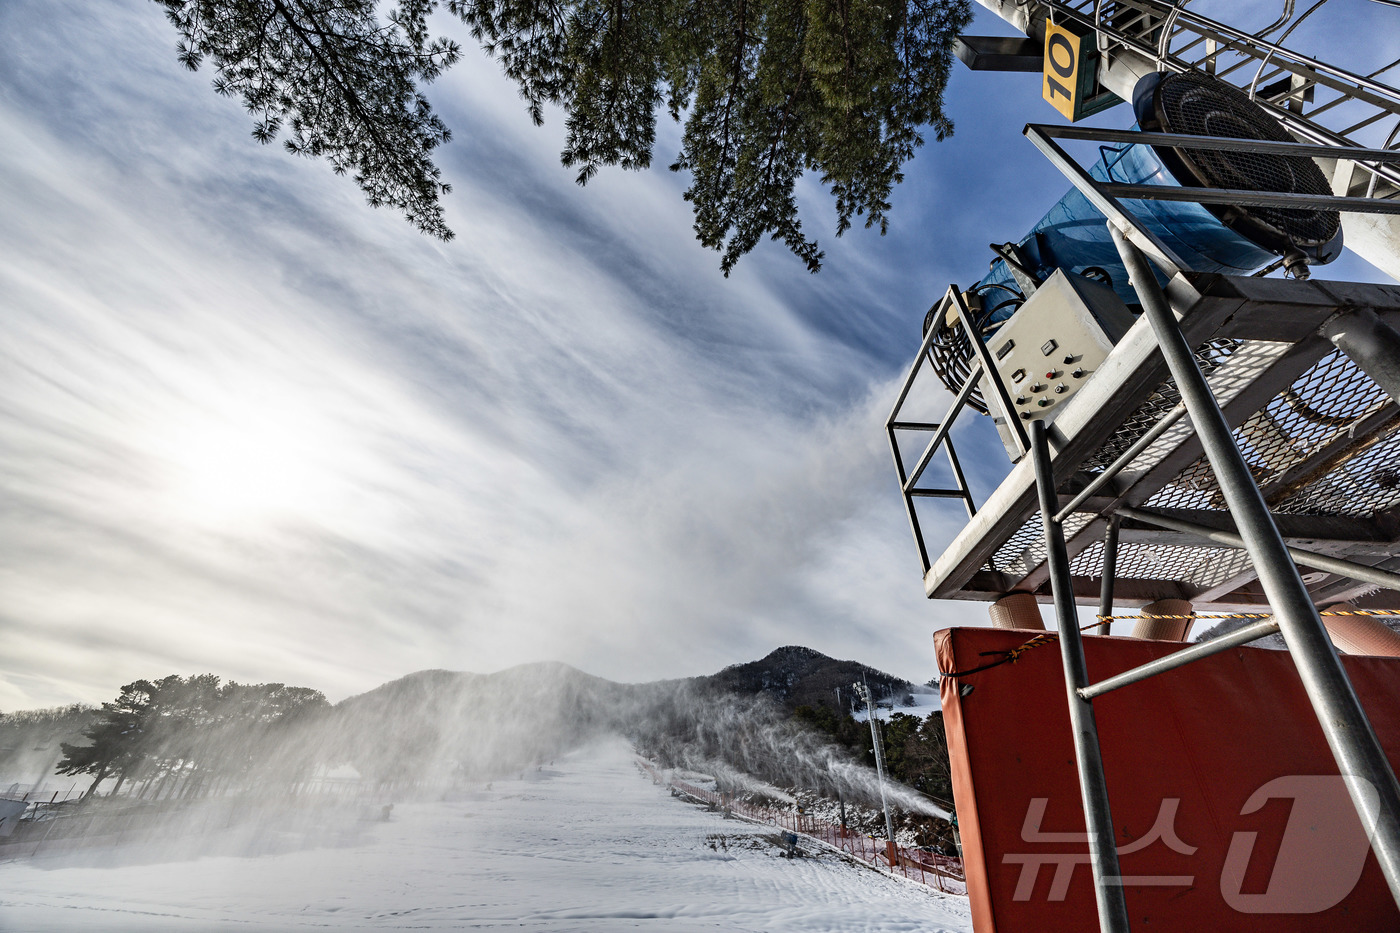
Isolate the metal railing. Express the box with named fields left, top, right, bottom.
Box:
left=886, top=286, right=1027, bottom=574
left=1023, top=122, right=1400, bottom=279
left=1052, top=0, right=1400, bottom=198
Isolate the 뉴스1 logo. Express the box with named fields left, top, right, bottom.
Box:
left=1003, top=775, right=1378, bottom=913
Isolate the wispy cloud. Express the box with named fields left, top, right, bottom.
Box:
left=4, top=0, right=1154, bottom=709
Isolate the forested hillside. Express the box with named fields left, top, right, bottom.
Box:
left=5, top=649, right=952, bottom=832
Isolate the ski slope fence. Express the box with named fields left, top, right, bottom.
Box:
left=636, top=759, right=966, bottom=895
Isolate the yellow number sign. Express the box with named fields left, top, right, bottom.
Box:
left=1042, top=21, right=1085, bottom=120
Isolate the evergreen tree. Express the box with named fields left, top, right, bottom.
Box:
left=55, top=674, right=331, bottom=799
left=57, top=680, right=158, bottom=797
left=153, top=0, right=972, bottom=272
left=157, top=0, right=461, bottom=238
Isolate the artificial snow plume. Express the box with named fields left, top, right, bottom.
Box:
left=320, top=664, right=945, bottom=824
left=0, top=740, right=974, bottom=932
left=662, top=754, right=949, bottom=822
left=1, top=661, right=949, bottom=818
left=0, top=705, right=91, bottom=794
left=826, top=759, right=951, bottom=821
left=630, top=681, right=946, bottom=821
left=668, top=760, right=799, bottom=805
left=2, top=657, right=952, bottom=875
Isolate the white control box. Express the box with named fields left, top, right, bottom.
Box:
left=979, top=270, right=1137, bottom=460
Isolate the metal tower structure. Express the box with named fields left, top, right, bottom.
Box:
left=890, top=3, right=1400, bottom=930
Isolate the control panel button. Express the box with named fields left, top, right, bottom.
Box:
left=1030, top=383, right=1046, bottom=393
left=1045, top=370, right=1060, bottom=379
left=1037, top=398, right=1053, bottom=408
left=1072, top=368, right=1086, bottom=378
left=1054, top=384, right=1067, bottom=394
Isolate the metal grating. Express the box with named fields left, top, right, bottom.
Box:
left=1147, top=349, right=1397, bottom=512
left=1144, top=455, right=1225, bottom=510
left=1082, top=339, right=1241, bottom=471
left=1071, top=539, right=1252, bottom=589
left=1275, top=429, right=1400, bottom=516
left=987, top=511, right=1095, bottom=575
left=983, top=340, right=1399, bottom=594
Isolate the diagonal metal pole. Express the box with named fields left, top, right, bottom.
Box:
left=1111, top=223, right=1400, bottom=906
left=1031, top=419, right=1131, bottom=933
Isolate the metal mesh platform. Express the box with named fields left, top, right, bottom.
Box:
left=916, top=272, right=1400, bottom=611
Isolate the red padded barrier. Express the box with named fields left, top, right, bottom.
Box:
left=937, top=626, right=1400, bottom=932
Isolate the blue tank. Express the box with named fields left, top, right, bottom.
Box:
left=976, top=138, right=1277, bottom=324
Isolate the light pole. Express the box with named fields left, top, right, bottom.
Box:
left=854, top=679, right=898, bottom=864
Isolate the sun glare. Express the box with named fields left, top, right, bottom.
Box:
left=161, top=400, right=335, bottom=529
left=179, top=428, right=309, bottom=516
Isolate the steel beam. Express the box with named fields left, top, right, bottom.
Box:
left=1053, top=404, right=1186, bottom=522
left=1099, top=182, right=1400, bottom=216
left=952, top=287, right=1030, bottom=457
left=953, top=35, right=1043, bottom=72
left=1128, top=508, right=1394, bottom=545
left=904, top=360, right=984, bottom=491
left=943, top=437, right=978, bottom=519
left=887, top=306, right=948, bottom=574
left=1024, top=125, right=1185, bottom=276
left=1037, top=126, right=1400, bottom=164
left=1098, top=517, right=1121, bottom=637
left=1079, top=619, right=1282, bottom=700
left=1321, top=307, right=1400, bottom=406
left=1032, top=419, right=1131, bottom=933
left=960, top=570, right=1192, bottom=605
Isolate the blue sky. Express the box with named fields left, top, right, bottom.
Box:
left=1, top=0, right=1393, bottom=708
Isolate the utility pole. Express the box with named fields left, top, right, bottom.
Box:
left=854, top=678, right=898, bottom=864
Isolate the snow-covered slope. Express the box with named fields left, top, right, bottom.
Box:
left=0, top=738, right=971, bottom=932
